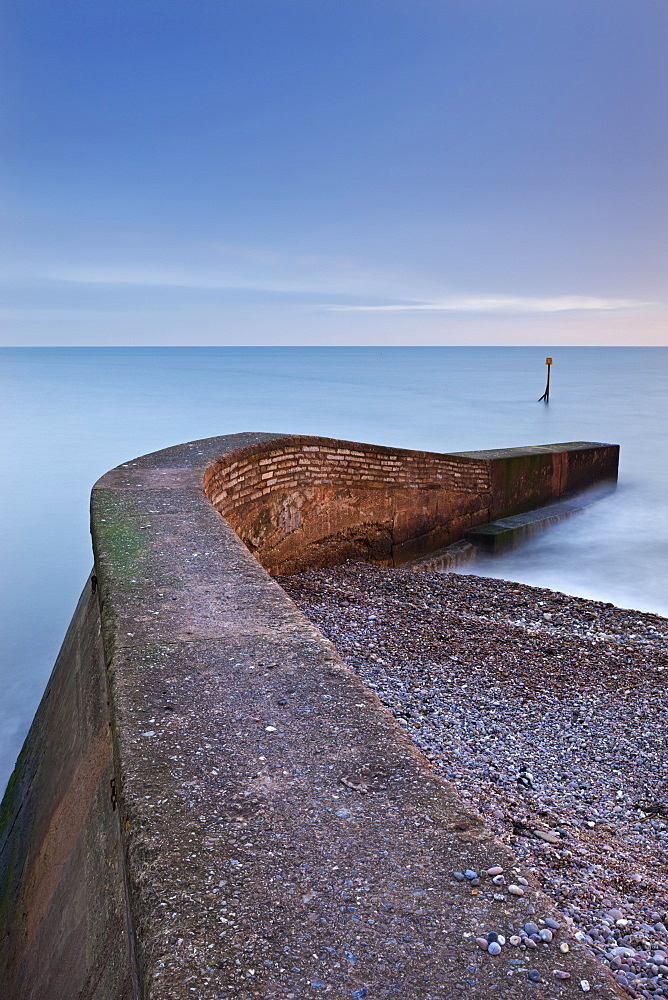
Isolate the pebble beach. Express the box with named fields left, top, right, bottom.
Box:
left=279, top=563, right=668, bottom=999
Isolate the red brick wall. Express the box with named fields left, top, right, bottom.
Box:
left=205, top=436, right=490, bottom=503
left=203, top=436, right=618, bottom=575
left=203, top=436, right=492, bottom=573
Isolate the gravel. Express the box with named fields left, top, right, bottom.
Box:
left=279, top=562, right=668, bottom=999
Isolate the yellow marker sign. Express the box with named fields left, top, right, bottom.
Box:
left=539, top=359, right=553, bottom=402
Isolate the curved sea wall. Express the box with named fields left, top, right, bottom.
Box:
left=0, top=433, right=622, bottom=999
left=203, top=435, right=618, bottom=573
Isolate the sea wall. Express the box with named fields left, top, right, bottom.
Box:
left=470, top=442, right=621, bottom=520
left=0, top=579, right=137, bottom=999
left=204, top=435, right=619, bottom=573
left=0, top=433, right=622, bottom=1000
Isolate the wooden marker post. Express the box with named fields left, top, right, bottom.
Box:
left=538, top=357, right=552, bottom=402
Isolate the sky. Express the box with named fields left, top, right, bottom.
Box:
left=2, top=0, right=667, bottom=346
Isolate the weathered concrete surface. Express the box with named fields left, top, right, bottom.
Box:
left=406, top=482, right=617, bottom=569
left=464, top=498, right=589, bottom=553
left=0, top=579, right=137, bottom=999
left=1, top=433, right=624, bottom=999
left=464, top=486, right=617, bottom=554
left=452, top=442, right=619, bottom=521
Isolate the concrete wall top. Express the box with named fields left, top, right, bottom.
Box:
left=451, top=441, right=614, bottom=459
left=2, top=433, right=622, bottom=999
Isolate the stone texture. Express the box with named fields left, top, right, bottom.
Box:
left=0, top=580, right=137, bottom=1000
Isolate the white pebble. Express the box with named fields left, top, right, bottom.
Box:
left=508, top=885, right=524, bottom=896
left=559, top=942, right=569, bottom=954
left=509, top=935, right=522, bottom=946
left=580, top=981, right=591, bottom=993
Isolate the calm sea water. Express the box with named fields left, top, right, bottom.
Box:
left=1, top=346, right=667, bottom=794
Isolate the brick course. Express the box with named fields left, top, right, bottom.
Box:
left=204, top=436, right=488, bottom=512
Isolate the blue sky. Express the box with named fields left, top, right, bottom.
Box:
left=2, top=0, right=667, bottom=344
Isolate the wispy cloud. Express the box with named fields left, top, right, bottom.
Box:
left=4, top=242, right=658, bottom=321
left=44, top=266, right=263, bottom=290
left=32, top=244, right=399, bottom=298
left=36, top=269, right=656, bottom=315
left=327, top=295, right=653, bottom=314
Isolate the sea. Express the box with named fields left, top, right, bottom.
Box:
left=1, top=346, right=667, bottom=795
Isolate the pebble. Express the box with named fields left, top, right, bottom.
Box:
left=509, top=936, right=522, bottom=946
left=545, top=918, right=560, bottom=929
left=580, top=981, right=591, bottom=992
left=528, top=969, right=540, bottom=982
left=524, top=922, right=539, bottom=936
left=464, top=869, right=478, bottom=880
left=539, top=929, right=553, bottom=943
left=508, top=885, right=524, bottom=897
left=476, top=937, right=488, bottom=951
left=488, top=941, right=502, bottom=955
left=554, top=970, right=571, bottom=980
left=559, top=942, right=569, bottom=954
left=487, top=866, right=504, bottom=876
left=612, top=947, right=635, bottom=958
left=453, top=872, right=466, bottom=882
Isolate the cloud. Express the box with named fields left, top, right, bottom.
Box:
left=37, top=269, right=655, bottom=315
left=327, top=295, right=653, bottom=314
left=44, top=266, right=258, bottom=290
left=32, top=244, right=398, bottom=298
left=5, top=243, right=658, bottom=319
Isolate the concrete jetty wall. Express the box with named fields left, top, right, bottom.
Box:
left=0, top=580, right=137, bottom=998
left=0, top=433, right=622, bottom=999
